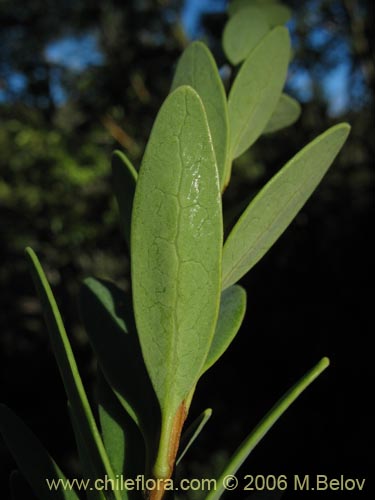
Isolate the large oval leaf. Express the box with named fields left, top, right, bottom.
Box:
left=263, top=93, right=301, bottom=134
left=202, top=285, right=247, bottom=374
left=223, top=6, right=270, bottom=66
left=228, top=27, right=291, bottom=159
left=222, top=123, right=350, bottom=289
left=262, top=3, right=292, bottom=26
left=131, top=86, right=222, bottom=476
left=171, top=42, right=230, bottom=190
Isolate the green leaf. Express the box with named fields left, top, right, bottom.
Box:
left=97, top=371, right=145, bottom=500
left=0, top=404, right=79, bottom=500
left=131, top=86, right=223, bottom=478
left=68, top=404, right=106, bottom=500
left=79, top=277, right=159, bottom=452
left=112, top=150, right=137, bottom=247
left=228, top=27, right=291, bottom=159
left=176, top=408, right=212, bottom=466
left=206, top=358, right=330, bottom=500
left=223, top=6, right=270, bottom=66
left=263, top=93, right=301, bottom=134
left=262, top=3, right=292, bottom=26
left=25, top=248, right=121, bottom=500
left=202, top=285, right=247, bottom=374
left=222, top=123, right=350, bottom=289
left=228, top=0, right=277, bottom=16
left=171, top=42, right=230, bottom=190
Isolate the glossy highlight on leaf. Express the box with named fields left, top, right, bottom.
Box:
left=223, top=6, right=270, bottom=66
left=131, top=86, right=222, bottom=477
left=222, top=123, right=350, bottom=289
left=0, top=404, right=79, bottom=500
left=171, top=42, right=230, bottom=189
left=202, top=285, right=247, bottom=374
left=228, top=27, right=291, bottom=159
left=263, top=93, right=301, bottom=134
left=112, top=150, right=137, bottom=247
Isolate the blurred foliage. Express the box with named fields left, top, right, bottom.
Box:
left=0, top=0, right=373, bottom=497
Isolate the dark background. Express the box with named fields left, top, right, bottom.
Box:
left=0, top=0, right=373, bottom=499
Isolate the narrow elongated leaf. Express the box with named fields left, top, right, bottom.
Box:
left=25, top=248, right=121, bottom=500
left=223, top=6, right=270, bottom=66
left=263, top=93, right=301, bottom=134
left=176, top=408, right=212, bottom=465
left=202, top=285, right=247, bottom=374
left=222, top=123, right=350, bottom=289
left=79, top=278, right=159, bottom=449
left=206, top=358, right=330, bottom=500
left=112, top=150, right=137, bottom=247
left=171, top=43, right=230, bottom=190
left=0, top=404, right=79, bottom=500
left=131, top=86, right=222, bottom=477
left=262, top=3, right=292, bottom=26
left=228, top=27, right=290, bottom=159
left=68, top=404, right=106, bottom=500
left=97, top=372, right=145, bottom=500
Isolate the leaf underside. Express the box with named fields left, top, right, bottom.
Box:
left=171, top=42, right=230, bottom=190
left=222, top=123, right=350, bottom=289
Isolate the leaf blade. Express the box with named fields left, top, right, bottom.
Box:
left=202, top=285, right=247, bottom=374
left=228, top=27, right=291, bottom=159
left=131, top=86, right=223, bottom=477
left=222, top=123, right=350, bottom=289
left=112, top=150, right=138, bottom=247
left=176, top=408, right=212, bottom=466
left=206, top=358, right=330, bottom=500
left=171, top=42, right=230, bottom=190
left=223, top=6, right=270, bottom=66
left=79, top=277, right=159, bottom=449
left=263, top=93, right=301, bottom=134
left=25, top=248, right=120, bottom=500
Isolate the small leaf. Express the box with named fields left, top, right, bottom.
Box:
left=131, top=86, right=222, bottom=478
left=223, top=6, right=270, bottom=66
left=206, top=358, right=330, bottom=500
left=79, top=278, right=159, bottom=450
left=222, top=123, right=350, bottom=289
left=263, top=93, right=301, bottom=134
left=112, top=150, right=137, bottom=247
left=202, top=285, right=247, bottom=374
left=0, top=404, right=79, bottom=500
left=176, top=408, right=212, bottom=466
left=171, top=42, right=230, bottom=190
left=262, top=3, right=292, bottom=26
left=228, top=27, right=291, bottom=159
left=25, top=248, right=120, bottom=500
left=97, top=371, right=145, bottom=500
